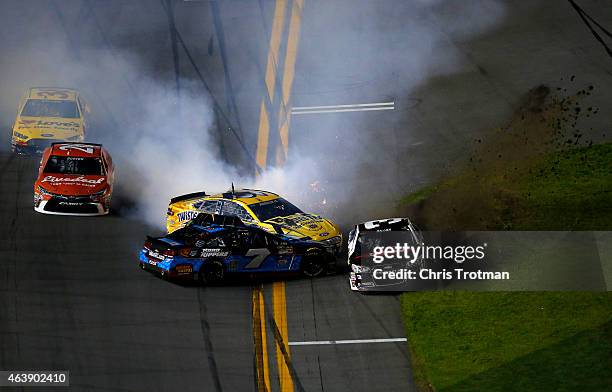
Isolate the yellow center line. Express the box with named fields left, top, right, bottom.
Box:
left=255, top=101, right=271, bottom=172
left=252, top=285, right=271, bottom=392
left=276, top=0, right=304, bottom=165
left=265, top=0, right=287, bottom=102
left=254, top=1, right=305, bottom=391
left=256, top=0, right=288, bottom=171
left=272, top=280, right=294, bottom=392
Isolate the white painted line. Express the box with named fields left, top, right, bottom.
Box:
left=288, top=338, right=407, bottom=346
left=291, top=106, right=394, bottom=115
left=292, top=101, right=394, bottom=110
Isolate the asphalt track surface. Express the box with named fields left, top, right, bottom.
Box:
left=1, top=1, right=611, bottom=391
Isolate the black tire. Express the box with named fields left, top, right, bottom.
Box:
left=198, top=259, right=225, bottom=285
left=301, top=249, right=326, bottom=278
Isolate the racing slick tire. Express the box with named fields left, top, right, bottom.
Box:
left=198, top=259, right=225, bottom=285
left=300, top=249, right=326, bottom=278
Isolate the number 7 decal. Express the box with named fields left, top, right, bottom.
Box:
left=244, top=248, right=271, bottom=268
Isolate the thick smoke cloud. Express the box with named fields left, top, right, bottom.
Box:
left=0, top=0, right=506, bottom=229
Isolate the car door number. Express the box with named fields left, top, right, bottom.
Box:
left=244, top=248, right=271, bottom=269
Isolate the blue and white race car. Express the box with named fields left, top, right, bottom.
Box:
left=139, top=213, right=335, bottom=284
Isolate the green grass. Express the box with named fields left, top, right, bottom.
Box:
left=514, top=143, right=612, bottom=229
left=399, top=143, right=612, bottom=391
left=400, top=143, right=612, bottom=230
left=400, top=184, right=439, bottom=206
left=401, top=292, right=612, bottom=392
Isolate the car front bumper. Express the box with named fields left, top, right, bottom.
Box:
left=34, top=199, right=108, bottom=216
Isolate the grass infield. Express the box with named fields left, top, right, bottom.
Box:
left=398, top=88, right=612, bottom=391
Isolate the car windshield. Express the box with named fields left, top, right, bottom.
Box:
left=43, top=156, right=104, bottom=175
left=21, top=99, right=79, bottom=118
left=249, top=198, right=303, bottom=221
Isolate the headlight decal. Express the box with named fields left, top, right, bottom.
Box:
left=14, top=131, right=28, bottom=140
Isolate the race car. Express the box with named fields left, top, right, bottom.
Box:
left=348, top=217, right=423, bottom=292
left=139, top=212, right=335, bottom=283
left=166, top=188, right=342, bottom=254
left=11, top=87, right=88, bottom=154
left=34, top=142, right=114, bottom=216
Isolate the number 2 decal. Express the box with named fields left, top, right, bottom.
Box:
left=58, top=144, right=93, bottom=154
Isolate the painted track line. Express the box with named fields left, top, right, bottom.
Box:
left=255, top=0, right=287, bottom=170
left=288, top=338, right=407, bottom=346
left=291, top=101, right=395, bottom=115
left=292, top=106, right=394, bottom=115
left=292, top=101, right=395, bottom=110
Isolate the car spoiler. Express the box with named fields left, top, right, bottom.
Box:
left=50, top=142, right=102, bottom=147
left=170, top=191, right=207, bottom=204
left=144, top=235, right=178, bottom=250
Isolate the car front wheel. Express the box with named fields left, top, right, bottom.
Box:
left=301, top=250, right=326, bottom=278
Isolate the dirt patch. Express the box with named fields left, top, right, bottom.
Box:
left=401, top=83, right=599, bottom=230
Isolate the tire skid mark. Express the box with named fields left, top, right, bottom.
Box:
left=265, top=302, right=306, bottom=392
left=0, top=153, right=16, bottom=183
left=354, top=294, right=410, bottom=362
left=197, top=287, right=224, bottom=392
left=252, top=285, right=270, bottom=392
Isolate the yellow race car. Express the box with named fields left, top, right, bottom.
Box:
left=167, top=189, right=342, bottom=254
left=11, top=87, right=88, bottom=154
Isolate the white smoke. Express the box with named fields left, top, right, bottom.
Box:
left=0, top=0, right=507, bottom=229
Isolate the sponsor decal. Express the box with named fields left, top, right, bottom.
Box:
left=268, top=214, right=325, bottom=230
left=179, top=248, right=201, bottom=258
left=58, top=202, right=81, bottom=206
left=175, top=265, right=193, bottom=275
left=41, top=175, right=105, bottom=185
left=148, top=250, right=165, bottom=261
left=177, top=210, right=200, bottom=222
left=277, top=245, right=294, bottom=254
left=19, top=119, right=80, bottom=128
left=41, top=133, right=55, bottom=137
left=320, top=232, right=330, bottom=237
left=200, top=248, right=229, bottom=257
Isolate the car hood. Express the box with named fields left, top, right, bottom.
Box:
left=37, top=174, right=107, bottom=195
left=15, top=116, right=83, bottom=138
left=263, top=213, right=340, bottom=242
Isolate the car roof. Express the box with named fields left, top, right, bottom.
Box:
left=27, top=87, right=78, bottom=101
left=50, top=143, right=102, bottom=158
left=206, top=189, right=280, bottom=206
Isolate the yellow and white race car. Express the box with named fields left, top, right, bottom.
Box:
left=167, top=189, right=343, bottom=254
left=11, top=87, right=88, bottom=154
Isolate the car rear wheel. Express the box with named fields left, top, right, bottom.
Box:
left=199, top=259, right=225, bottom=285
left=301, top=250, right=325, bottom=278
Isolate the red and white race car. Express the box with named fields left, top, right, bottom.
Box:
left=34, top=142, right=114, bottom=216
